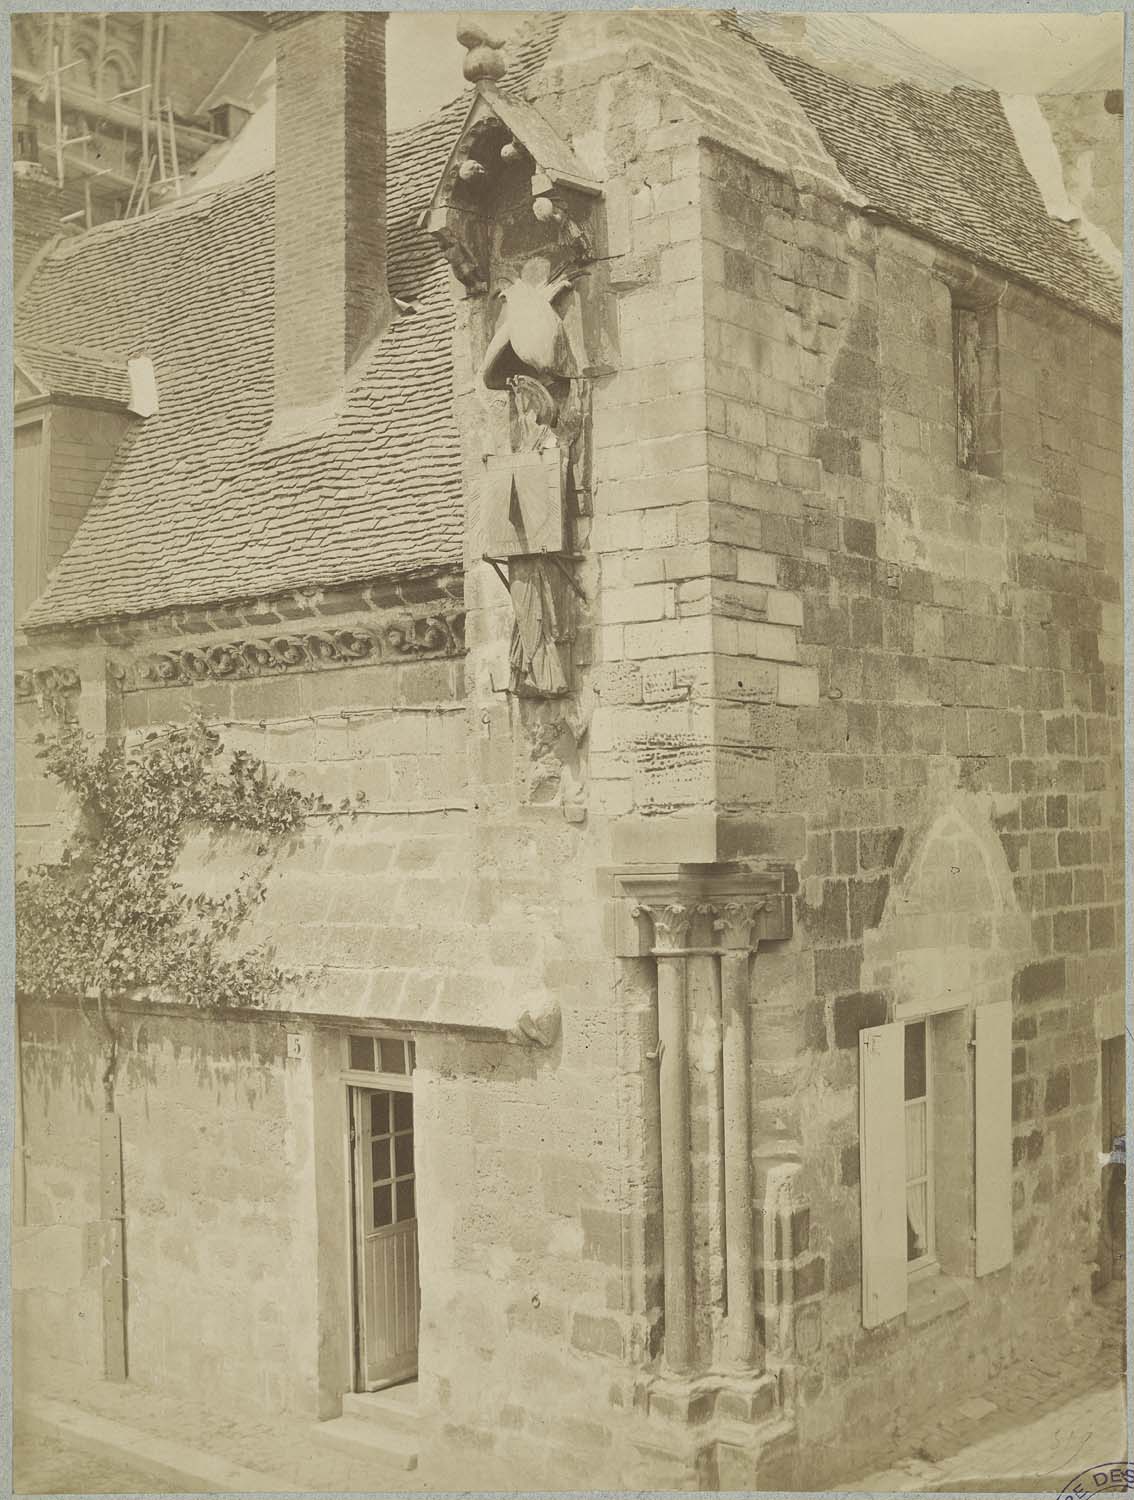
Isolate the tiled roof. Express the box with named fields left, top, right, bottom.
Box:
left=19, top=16, right=566, bottom=631
left=731, top=12, right=982, bottom=91
left=19, top=105, right=470, bottom=630
left=16, top=340, right=132, bottom=407
left=750, top=35, right=1122, bottom=326
left=19, top=11, right=1120, bottom=630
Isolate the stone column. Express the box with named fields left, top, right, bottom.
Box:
left=645, top=901, right=694, bottom=1373
left=716, top=899, right=761, bottom=1368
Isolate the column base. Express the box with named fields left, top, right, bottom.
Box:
left=640, top=1365, right=783, bottom=1425
left=630, top=1368, right=797, bottom=1491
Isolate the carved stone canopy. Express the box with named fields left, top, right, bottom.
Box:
left=420, top=85, right=602, bottom=295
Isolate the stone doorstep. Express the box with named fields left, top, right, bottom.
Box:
left=17, top=1395, right=305, bottom=1494
left=341, top=1380, right=420, bottom=1438
left=313, top=1392, right=420, bottom=1474
left=313, top=1416, right=419, bottom=1471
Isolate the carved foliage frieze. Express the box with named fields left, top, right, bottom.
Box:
left=14, top=666, right=82, bottom=715
left=124, top=614, right=466, bottom=690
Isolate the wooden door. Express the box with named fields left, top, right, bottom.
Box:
left=352, top=1088, right=419, bottom=1389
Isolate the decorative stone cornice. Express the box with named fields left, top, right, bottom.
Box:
left=14, top=665, right=81, bottom=710
left=20, top=568, right=463, bottom=649
left=612, top=868, right=792, bottom=958
left=120, top=615, right=466, bottom=690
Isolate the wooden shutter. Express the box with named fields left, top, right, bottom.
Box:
left=974, top=1000, right=1013, bottom=1275
left=859, top=1022, right=907, bottom=1327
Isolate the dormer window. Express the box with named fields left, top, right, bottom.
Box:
left=209, top=100, right=251, bottom=140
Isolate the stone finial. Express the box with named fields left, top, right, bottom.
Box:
left=457, top=20, right=507, bottom=84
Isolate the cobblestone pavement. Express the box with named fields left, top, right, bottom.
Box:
left=16, top=1355, right=428, bottom=1495
left=14, top=1432, right=182, bottom=1496
left=17, top=1289, right=1127, bottom=1495
left=841, top=1285, right=1128, bottom=1492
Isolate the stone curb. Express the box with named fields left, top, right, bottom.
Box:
left=17, top=1395, right=307, bottom=1495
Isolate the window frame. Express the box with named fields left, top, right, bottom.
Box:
left=904, top=1018, right=937, bottom=1278
left=340, top=1031, right=415, bottom=1093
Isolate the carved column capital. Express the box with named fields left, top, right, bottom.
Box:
left=635, top=902, right=693, bottom=955
left=709, top=898, right=768, bottom=952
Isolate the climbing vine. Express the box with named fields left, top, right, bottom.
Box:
left=16, top=712, right=357, bottom=1018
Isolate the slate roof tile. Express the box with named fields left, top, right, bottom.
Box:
left=16, top=340, right=133, bottom=407
left=750, top=35, right=1121, bottom=326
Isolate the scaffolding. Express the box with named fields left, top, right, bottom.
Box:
left=39, top=12, right=183, bottom=230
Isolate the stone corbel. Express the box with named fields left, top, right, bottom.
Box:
left=931, top=248, right=1006, bottom=312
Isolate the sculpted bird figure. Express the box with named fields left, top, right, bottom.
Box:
left=481, top=256, right=581, bottom=389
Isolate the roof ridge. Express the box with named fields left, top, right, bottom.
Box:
left=726, top=10, right=985, bottom=92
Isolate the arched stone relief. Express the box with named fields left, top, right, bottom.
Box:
left=861, top=794, right=1030, bottom=1013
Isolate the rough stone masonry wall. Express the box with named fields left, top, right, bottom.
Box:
left=17, top=600, right=670, bottom=1480
left=414, top=40, right=761, bottom=1486
left=15, top=622, right=468, bottom=1413
left=17, top=1000, right=315, bottom=1418
left=695, top=139, right=1123, bottom=1484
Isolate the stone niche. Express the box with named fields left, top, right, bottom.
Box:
left=424, top=75, right=604, bottom=699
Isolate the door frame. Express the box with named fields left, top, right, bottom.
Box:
left=341, top=1032, right=418, bottom=1392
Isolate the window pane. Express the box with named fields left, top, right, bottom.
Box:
left=394, top=1132, right=414, bottom=1176
left=379, top=1038, right=407, bottom=1074
left=371, top=1138, right=391, bottom=1183
left=905, top=1100, right=927, bottom=1181
left=396, top=1178, right=415, bottom=1222
left=349, top=1035, right=374, bottom=1071
left=370, top=1092, right=390, bottom=1135
left=904, top=1021, right=927, bottom=1101
left=907, top=1183, right=929, bottom=1262
left=373, top=1183, right=392, bottom=1228
left=406, top=1040, right=415, bottom=1072
left=393, top=1092, right=413, bottom=1131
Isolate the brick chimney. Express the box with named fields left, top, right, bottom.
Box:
left=269, top=11, right=391, bottom=439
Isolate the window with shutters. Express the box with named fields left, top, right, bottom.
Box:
left=859, top=1000, right=1013, bottom=1329
left=904, top=1021, right=935, bottom=1272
